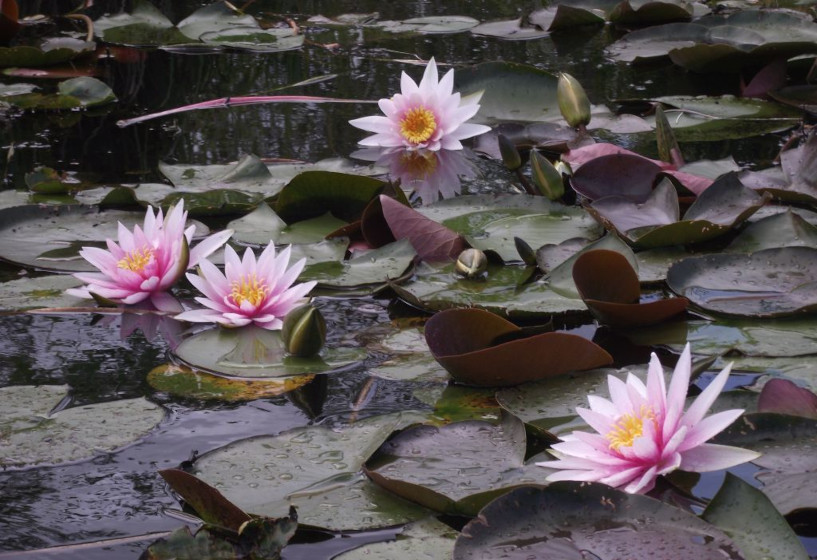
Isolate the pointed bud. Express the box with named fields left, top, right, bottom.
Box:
left=282, top=304, right=326, bottom=358
left=514, top=237, right=537, bottom=266
left=454, top=248, right=488, bottom=280
left=557, top=73, right=591, bottom=129
left=530, top=150, right=564, bottom=200
left=497, top=134, right=522, bottom=171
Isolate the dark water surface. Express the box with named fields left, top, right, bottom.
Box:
left=0, top=0, right=802, bottom=557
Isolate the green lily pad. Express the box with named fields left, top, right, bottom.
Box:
left=199, top=26, right=304, bottom=52
left=392, top=261, right=590, bottom=319
left=469, top=19, right=550, bottom=40
left=0, top=38, right=95, bottom=68
left=192, top=413, right=432, bottom=531
left=334, top=517, right=457, bottom=560
left=365, top=413, right=542, bottom=516
left=301, top=239, right=415, bottom=290
left=667, top=247, right=817, bottom=317
left=703, top=473, right=809, bottom=560
left=0, top=274, right=86, bottom=311
left=608, top=10, right=817, bottom=71
left=172, top=326, right=365, bottom=379
left=424, top=308, right=612, bottom=387
left=527, top=4, right=606, bottom=31
left=389, top=16, right=480, bottom=34
left=275, top=171, right=388, bottom=223
left=727, top=210, right=817, bottom=253
left=454, top=61, right=559, bottom=123
left=147, top=363, right=315, bottom=401
left=454, top=483, right=743, bottom=560
left=3, top=76, right=116, bottom=110
left=607, top=0, right=697, bottom=26
left=0, top=385, right=164, bottom=468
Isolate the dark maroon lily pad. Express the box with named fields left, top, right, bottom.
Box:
left=379, top=195, right=467, bottom=262
left=424, top=308, right=612, bottom=387
left=570, top=152, right=663, bottom=203
left=757, top=379, right=817, bottom=420
left=159, top=468, right=251, bottom=531
left=573, top=249, right=688, bottom=327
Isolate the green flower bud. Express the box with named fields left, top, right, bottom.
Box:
left=497, top=133, right=522, bottom=171
left=282, top=304, right=326, bottom=358
left=557, top=72, right=591, bottom=129
left=530, top=150, right=564, bottom=200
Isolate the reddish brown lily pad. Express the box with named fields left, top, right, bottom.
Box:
left=379, top=195, right=467, bottom=261
left=424, top=308, right=612, bottom=387
left=757, top=379, right=817, bottom=420
left=573, top=249, right=688, bottom=328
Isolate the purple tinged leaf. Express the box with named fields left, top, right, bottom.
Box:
left=758, top=379, right=817, bottom=419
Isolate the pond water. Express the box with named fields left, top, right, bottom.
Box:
left=1, top=1, right=816, bottom=559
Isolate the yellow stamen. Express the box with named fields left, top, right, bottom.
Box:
left=606, top=405, right=656, bottom=451
left=400, top=107, right=437, bottom=145
left=230, top=274, right=268, bottom=307
left=117, top=246, right=154, bottom=273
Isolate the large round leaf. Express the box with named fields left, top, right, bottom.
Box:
left=365, top=413, right=541, bottom=516
left=0, top=385, right=164, bottom=467
left=192, top=413, right=432, bottom=530
left=334, top=518, right=457, bottom=560
left=424, top=308, right=612, bottom=386
left=667, top=247, right=817, bottom=317
left=173, top=326, right=365, bottom=378
left=0, top=274, right=85, bottom=311
left=454, top=483, right=743, bottom=560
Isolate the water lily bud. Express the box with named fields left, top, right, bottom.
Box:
left=530, top=150, right=564, bottom=200
left=555, top=160, right=572, bottom=176
left=497, top=134, right=522, bottom=171
left=455, top=248, right=488, bottom=280
left=282, top=304, right=326, bottom=358
left=514, top=237, right=537, bottom=266
left=557, top=73, right=591, bottom=129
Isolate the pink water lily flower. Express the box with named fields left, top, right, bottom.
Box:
left=537, top=344, right=760, bottom=494
left=67, top=201, right=232, bottom=312
left=349, top=58, right=491, bottom=151
left=175, top=243, right=316, bottom=330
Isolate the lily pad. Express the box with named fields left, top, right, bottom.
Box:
left=275, top=171, right=388, bottom=223
left=147, top=363, right=315, bottom=401
left=727, top=210, right=817, bottom=253
left=0, top=38, right=95, bottom=68
left=199, top=26, right=304, bottom=52
left=365, top=413, right=542, bottom=516
left=392, top=261, right=590, bottom=319
left=573, top=249, right=688, bottom=327
left=334, top=517, right=457, bottom=560
left=454, top=483, right=743, bottom=560
left=0, top=274, right=86, bottom=311
left=543, top=234, right=639, bottom=297
left=378, top=195, right=467, bottom=262
left=301, top=239, right=416, bottom=290
left=172, top=326, right=365, bottom=379
left=192, top=413, right=432, bottom=530
left=424, top=307, right=612, bottom=387
left=667, top=247, right=817, bottom=317
left=0, top=385, right=164, bottom=468
left=469, top=19, right=550, bottom=41
left=703, top=472, right=809, bottom=560
left=454, top=61, right=559, bottom=123
left=757, top=379, right=817, bottom=419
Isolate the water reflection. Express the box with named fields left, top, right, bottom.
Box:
left=352, top=147, right=478, bottom=204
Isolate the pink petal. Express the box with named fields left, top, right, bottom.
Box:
left=678, top=409, right=744, bottom=452
left=681, top=362, right=734, bottom=426
left=188, top=229, right=233, bottom=268
left=679, top=443, right=760, bottom=472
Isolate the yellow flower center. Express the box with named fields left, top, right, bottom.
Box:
left=399, top=150, right=438, bottom=178
left=400, top=107, right=437, bottom=145
left=606, top=406, right=656, bottom=451
left=117, top=246, right=154, bottom=273
left=230, top=274, right=268, bottom=307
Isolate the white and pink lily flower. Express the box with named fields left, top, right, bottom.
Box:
left=350, top=58, right=491, bottom=152
left=67, top=201, right=232, bottom=312
left=175, top=242, right=316, bottom=330
left=538, top=344, right=760, bottom=494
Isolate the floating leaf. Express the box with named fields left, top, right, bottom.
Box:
left=275, top=171, right=387, bottom=223
left=667, top=247, right=817, bottom=317
left=334, top=518, right=457, bottom=560
left=0, top=274, right=85, bottom=311
left=424, top=307, right=612, bottom=386
left=573, top=250, right=688, bottom=327
left=302, top=239, right=416, bottom=290
left=366, top=413, right=541, bottom=515
left=193, top=413, right=432, bottom=530
left=454, top=483, right=743, bottom=560
left=172, top=326, right=364, bottom=379
left=0, top=38, right=95, bottom=68
left=379, top=195, right=467, bottom=262
left=757, top=379, right=817, bottom=419
left=147, top=363, right=314, bottom=401
left=159, top=469, right=251, bottom=530
left=0, top=385, right=164, bottom=468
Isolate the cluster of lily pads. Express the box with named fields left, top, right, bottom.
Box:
left=2, top=0, right=817, bottom=559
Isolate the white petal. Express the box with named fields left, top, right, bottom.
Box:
left=681, top=362, right=733, bottom=426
